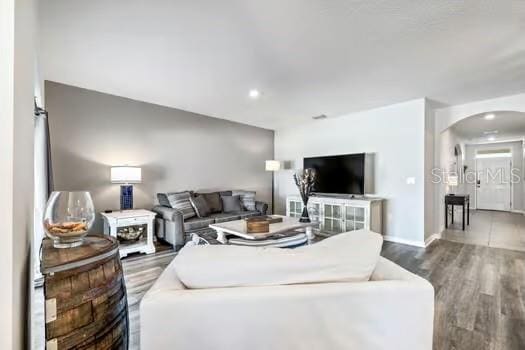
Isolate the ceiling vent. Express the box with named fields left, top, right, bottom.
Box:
left=312, top=114, right=327, bottom=120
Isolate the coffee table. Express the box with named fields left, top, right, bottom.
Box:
left=209, top=215, right=316, bottom=244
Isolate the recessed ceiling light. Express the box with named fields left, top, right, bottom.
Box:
left=249, top=89, right=260, bottom=99
left=488, top=136, right=496, bottom=141
left=484, top=113, right=495, bottom=120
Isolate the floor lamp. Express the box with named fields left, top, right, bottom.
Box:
left=265, top=160, right=281, bottom=214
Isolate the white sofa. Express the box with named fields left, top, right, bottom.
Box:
left=140, top=247, right=434, bottom=350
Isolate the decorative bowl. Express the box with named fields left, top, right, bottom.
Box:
left=117, top=225, right=145, bottom=241
left=43, top=191, right=95, bottom=248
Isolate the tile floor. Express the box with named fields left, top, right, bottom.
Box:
left=442, top=209, right=525, bottom=252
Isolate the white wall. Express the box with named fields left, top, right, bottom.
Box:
left=0, top=0, right=35, bottom=348
left=424, top=100, right=436, bottom=241
left=275, top=99, right=427, bottom=245
left=435, top=127, right=465, bottom=233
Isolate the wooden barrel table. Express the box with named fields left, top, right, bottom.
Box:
left=41, top=235, right=129, bottom=350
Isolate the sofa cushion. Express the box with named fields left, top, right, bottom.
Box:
left=221, top=195, right=242, bottom=213
left=183, top=217, right=215, bottom=232
left=190, top=195, right=211, bottom=218
left=196, top=192, right=222, bottom=213
left=167, top=192, right=196, bottom=220
left=174, top=230, right=383, bottom=289
left=209, top=213, right=241, bottom=223
left=158, top=191, right=193, bottom=207
left=157, top=193, right=172, bottom=207
left=232, top=190, right=256, bottom=211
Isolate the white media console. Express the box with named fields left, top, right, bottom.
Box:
left=286, top=195, right=383, bottom=235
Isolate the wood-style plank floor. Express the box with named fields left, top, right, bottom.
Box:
left=33, top=239, right=525, bottom=350
left=383, top=240, right=525, bottom=350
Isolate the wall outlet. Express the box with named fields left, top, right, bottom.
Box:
left=406, top=177, right=416, bottom=185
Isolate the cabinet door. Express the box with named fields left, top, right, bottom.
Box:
left=345, top=206, right=355, bottom=231
left=289, top=200, right=303, bottom=218
left=323, top=218, right=342, bottom=234
left=345, top=206, right=367, bottom=232
left=324, top=204, right=343, bottom=219
left=322, top=203, right=344, bottom=234
left=354, top=207, right=366, bottom=230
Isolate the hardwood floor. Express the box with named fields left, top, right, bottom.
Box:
left=122, top=249, right=177, bottom=348
left=383, top=239, right=525, bottom=350
left=33, top=239, right=525, bottom=349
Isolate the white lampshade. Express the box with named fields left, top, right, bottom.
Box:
left=111, top=166, right=142, bottom=184
left=265, top=160, right=281, bottom=172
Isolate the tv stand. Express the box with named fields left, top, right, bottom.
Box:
left=286, top=195, right=383, bottom=235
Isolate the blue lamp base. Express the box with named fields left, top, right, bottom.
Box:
left=120, top=185, right=133, bottom=210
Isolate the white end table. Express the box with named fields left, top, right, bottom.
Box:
left=101, top=209, right=156, bottom=258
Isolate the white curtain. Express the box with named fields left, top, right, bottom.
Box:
left=33, top=111, right=50, bottom=282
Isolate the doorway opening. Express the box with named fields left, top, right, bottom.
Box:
left=439, top=111, right=525, bottom=252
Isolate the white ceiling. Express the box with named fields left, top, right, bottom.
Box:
left=39, top=0, right=525, bottom=129
left=451, top=111, right=525, bottom=142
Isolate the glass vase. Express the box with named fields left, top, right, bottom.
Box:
left=43, top=191, right=95, bottom=248
left=300, top=198, right=311, bottom=223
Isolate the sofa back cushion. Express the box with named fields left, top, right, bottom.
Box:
left=221, top=195, right=242, bottom=213
left=174, top=230, right=383, bottom=289
left=196, top=192, right=222, bottom=213
left=157, top=193, right=172, bottom=207
left=232, top=190, right=256, bottom=211
left=189, top=194, right=211, bottom=218
left=166, top=191, right=196, bottom=220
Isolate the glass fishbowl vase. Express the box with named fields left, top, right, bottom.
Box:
left=43, top=191, right=95, bottom=248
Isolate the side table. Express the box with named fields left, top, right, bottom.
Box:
left=101, top=209, right=156, bottom=258
left=40, top=235, right=129, bottom=349
left=445, top=194, right=470, bottom=231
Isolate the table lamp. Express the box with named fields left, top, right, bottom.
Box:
left=447, top=174, right=459, bottom=195
left=265, top=160, right=281, bottom=214
left=111, top=166, right=142, bottom=210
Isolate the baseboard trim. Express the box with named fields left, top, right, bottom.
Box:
left=424, top=233, right=442, bottom=247
left=510, top=210, right=525, bottom=215
left=383, top=235, right=426, bottom=248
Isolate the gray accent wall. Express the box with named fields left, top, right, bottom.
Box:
left=46, top=81, right=274, bottom=232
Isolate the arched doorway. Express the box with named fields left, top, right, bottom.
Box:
left=437, top=111, right=525, bottom=251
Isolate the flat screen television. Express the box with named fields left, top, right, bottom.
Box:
left=304, top=153, right=366, bottom=195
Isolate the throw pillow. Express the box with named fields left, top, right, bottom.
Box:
left=174, top=230, right=383, bottom=289
left=157, top=193, right=171, bottom=207
left=221, top=195, right=242, bottom=213
left=190, top=195, right=211, bottom=218
left=167, top=191, right=196, bottom=220
left=232, top=190, right=256, bottom=211
left=197, top=192, right=222, bottom=213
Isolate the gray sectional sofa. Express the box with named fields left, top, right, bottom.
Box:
left=153, top=190, right=268, bottom=249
